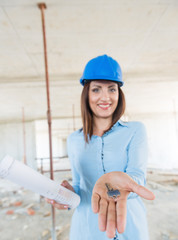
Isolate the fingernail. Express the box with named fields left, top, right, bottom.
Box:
left=64, top=206, right=68, bottom=209
left=50, top=200, right=54, bottom=204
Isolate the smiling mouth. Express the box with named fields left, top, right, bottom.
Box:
left=98, top=104, right=111, bottom=109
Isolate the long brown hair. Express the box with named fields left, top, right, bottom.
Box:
left=81, top=81, right=126, bottom=143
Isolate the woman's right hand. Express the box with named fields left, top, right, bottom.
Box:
left=45, top=180, right=75, bottom=210
left=92, top=172, right=155, bottom=238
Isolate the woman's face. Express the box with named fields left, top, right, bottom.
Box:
left=89, top=80, right=119, bottom=120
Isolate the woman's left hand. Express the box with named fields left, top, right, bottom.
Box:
left=92, top=171, right=155, bottom=239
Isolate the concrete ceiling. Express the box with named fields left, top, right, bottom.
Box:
left=0, top=0, right=178, bottom=123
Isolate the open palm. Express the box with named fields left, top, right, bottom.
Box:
left=92, top=171, right=155, bottom=238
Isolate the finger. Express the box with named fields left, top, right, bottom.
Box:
left=92, top=192, right=100, bottom=213
left=53, top=201, right=70, bottom=210
left=61, top=180, right=73, bottom=191
left=45, top=198, right=69, bottom=210
left=130, top=181, right=155, bottom=200
left=116, top=197, right=127, bottom=233
left=98, top=198, right=108, bottom=232
left=61, top=180, right=69, bottom=187
left=45, top=198, right=51, bottom=203
left=45, top=198, right=56, bottom=205
left=106, top=201, right=116, bottom=238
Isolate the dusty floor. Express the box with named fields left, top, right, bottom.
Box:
left=0, top=170, right=178, bottom=240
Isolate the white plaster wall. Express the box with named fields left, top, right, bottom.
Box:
left=57, top=138, right=67, bottom=157
left=0, top=121, right=37, bottom=168
left=129, top=113, right=178, bottom=170
left=35, top=132, right=67, bottom=158
left=35, top=117, right=82, bottom=159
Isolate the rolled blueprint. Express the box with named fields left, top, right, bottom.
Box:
left=0, top=155, right=80, bottom=209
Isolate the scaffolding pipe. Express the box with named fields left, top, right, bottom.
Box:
left=37, top=3, right=56, bottom=240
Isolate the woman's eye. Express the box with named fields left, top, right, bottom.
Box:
left=92, top=88, right=99, bottom=92
left=109, top=88, right=116, bottom=92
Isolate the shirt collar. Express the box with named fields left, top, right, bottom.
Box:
left=80, top=119, right=128, bottom=137
left=118, top=119, right=128, bottom=127
left=103, top=120, right=128, bottom=136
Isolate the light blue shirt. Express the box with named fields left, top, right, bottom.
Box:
left=67, top=120, right=149, bottom=240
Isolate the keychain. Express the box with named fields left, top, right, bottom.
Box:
left=105, top=183, right=120, bottom=200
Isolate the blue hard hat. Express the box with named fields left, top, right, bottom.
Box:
left=80, top=54, right=123, bottom=86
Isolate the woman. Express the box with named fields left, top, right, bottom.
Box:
left=47, top=54, right=155, bottom=240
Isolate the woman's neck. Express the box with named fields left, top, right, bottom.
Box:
left=93, top=117, right=112, bottom=137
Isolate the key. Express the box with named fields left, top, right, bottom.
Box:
left=105, top=183, right=120, bottom=200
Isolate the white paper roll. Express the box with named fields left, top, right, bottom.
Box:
left=0, top=155, right=80, bottom=209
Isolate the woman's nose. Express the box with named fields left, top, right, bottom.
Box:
left=100, top=89, right=110, bottom=100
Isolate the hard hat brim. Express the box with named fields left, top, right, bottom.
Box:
left=80, top=78, right=124, bottom=87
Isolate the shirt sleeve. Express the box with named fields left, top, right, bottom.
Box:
left=67, top=135, right=81, bottom=197
left=126, top=122, right=148, bottom=199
